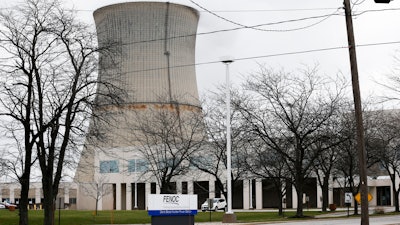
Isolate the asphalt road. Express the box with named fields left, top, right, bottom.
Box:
left=195, top=215, right=400, bottom=225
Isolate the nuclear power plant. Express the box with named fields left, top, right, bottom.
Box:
left=74, top=1, right=204, bottom=210
left=71, top=1, right=388, bottom=211
left=0, top=1, right=396, bottom=213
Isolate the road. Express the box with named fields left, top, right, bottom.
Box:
left=196, top=215, right=400, bottom=225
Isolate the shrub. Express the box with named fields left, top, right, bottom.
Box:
left=374, top=207, right=385, bottom=214
left=329, top=204, right=336, bottom=211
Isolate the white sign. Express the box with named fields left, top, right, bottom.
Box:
left=147, top=194, right=198, bottom=216
left=345, top=192, right=353, bottom=204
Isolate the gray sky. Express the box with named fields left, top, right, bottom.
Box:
left=2, top=0, right=400, bottom=100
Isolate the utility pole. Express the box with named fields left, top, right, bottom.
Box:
left=343, top=0, right=369, bottom=224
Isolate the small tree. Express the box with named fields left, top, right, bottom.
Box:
left=374, top=55, right=400, bottom=212
left=312, top=102, right=352, bottom=212
left=80, top=176, right=112, bottom=215
left=131, top=101, right=205, bottom=194
left=189, top=89, right=251, bottom=202
left=245, top=139, right=289, bottom=216
left=365, top=109, right=400, bottom=212
left=334, top=106, right=380, bottom=215
left=236, top=65, right=348, bottom=217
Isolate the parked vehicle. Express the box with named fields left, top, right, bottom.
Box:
left=0, top=203, right=6, bottom=209
left=201, top=198, right=226, bottom=212
left=3, top=201, right=17, bottom=209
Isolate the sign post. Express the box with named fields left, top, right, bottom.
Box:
left=147, top=194, right=197, bottom=225
left=345, top=192, right=353, bottom=217
left=354, top=192, right=373, bottom=204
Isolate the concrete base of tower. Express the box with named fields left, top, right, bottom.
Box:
left=222, top=213, right=237, bottom=223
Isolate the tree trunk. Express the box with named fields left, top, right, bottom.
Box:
left=19, top=176, right=30, bottom=225
left=215, top=179, right=226, bottom=199
left=95, top=183, right=99, bottom=215
left=353, top=199, right=358, bottom=215
left=295, top=183, right=304, bottom=217
left=394, top=183, right=400, bottom=212
left=42, top=194, right=55, bottom=225
left=160, top=179, right=176, bottom=194
left=95, top=198, right=99, bottom=216
left=294, top=167, right=305, bottom=217
left=42, top=174, right=56, bottom=225
left=295, top=190, right=304, bottom=217
left=395, top=188, right=400, bottom=212
left=278, top=191, right=283, bottom=216
left=321, top=177, right=329, bottom=212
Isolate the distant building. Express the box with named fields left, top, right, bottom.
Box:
left=0, top=182, right=78, bottom=210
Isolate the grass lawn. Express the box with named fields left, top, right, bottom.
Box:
left=0, top=209, right=328, bottom=225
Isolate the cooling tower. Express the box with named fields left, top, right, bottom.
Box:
left=74, top=2, right=201, bottom=208
left=94, top=1, right=200, bottom=106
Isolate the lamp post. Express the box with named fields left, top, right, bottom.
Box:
left=134, top=159, right=138, bottom=209
left=221, top=58, right=236, bottom=223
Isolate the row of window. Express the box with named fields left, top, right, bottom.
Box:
left=1, top=198, right=77, bottom=205
left=100, top=156, right=240, bottom=174
left=100, top=159, right=148, bottom=173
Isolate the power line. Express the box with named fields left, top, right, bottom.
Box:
left=353, top=7, right=400, bottom=16
left=120, top=40, right=400, bottom=74
left=114, top=6, right=400, bottom=47
left=2, top=3, right=400, bottom=47
left=190, top=0, right=342, bottom=32
left=0, top=5, right=347, bottom=13
left=112, top=12, right=345, bottom=48
left=208, top=8, right=341, bottom=13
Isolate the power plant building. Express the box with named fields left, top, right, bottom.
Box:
left=74, top=2, right=204, bottom=210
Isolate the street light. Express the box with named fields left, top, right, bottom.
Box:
left=134, top=159, right=138, bottom=209
left=221, top=57, right=236, bottom=223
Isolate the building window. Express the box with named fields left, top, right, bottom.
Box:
left=158, top=158, right=176, bottom=169
left=151, top=183, right=156, bottom=194
left=189, top=156, right=213, bottom=170
left=100, top=160, right=119, bottom=173
left=182, top=182, right=188, bottom=194
left=128, top=159, right=148, bottom=172
left=28, top=198, right=35, bottom=204
left=69, top=198, right=77, bottom=204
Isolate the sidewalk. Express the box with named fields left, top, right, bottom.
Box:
left=194, top=207, right=398, bottom=225
left=103, top=207, right=399, bottom=225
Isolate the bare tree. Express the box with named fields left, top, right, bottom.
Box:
left=312, top=101, right=353, bottom=212
left=189, top=89, right=250, bottom=204
left=130, top=101, right=205, bottom=194
left=0, top=1, right=121, bottom=225
left=235, top=65, right=348, bottom=217
left=373, top=53, right=400, bottom=212
left=365, top=109, right=400, bottom=212
left=334, top=108, right=363, bottom=214
left=245, top=138, right=290, bottom=216
left=79, top=176, right=113, bottom=215
left=313, top=133, right=348, bottom=212
left=333, top=105, right=379, bottom=215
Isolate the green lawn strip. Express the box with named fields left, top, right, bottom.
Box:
left=0, top=209, right=331, bottom=225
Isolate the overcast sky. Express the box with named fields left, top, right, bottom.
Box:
left=2, top=0, right=400, bottom=101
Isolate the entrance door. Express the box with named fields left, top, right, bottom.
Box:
left=131, top=183, right=146, bottom=209
left=377, top=186, right=391, bottom=206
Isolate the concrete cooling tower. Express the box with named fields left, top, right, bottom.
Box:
left=74, top=2, right=201, bottom=210
left=94, top=1, right=200, bottom=106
